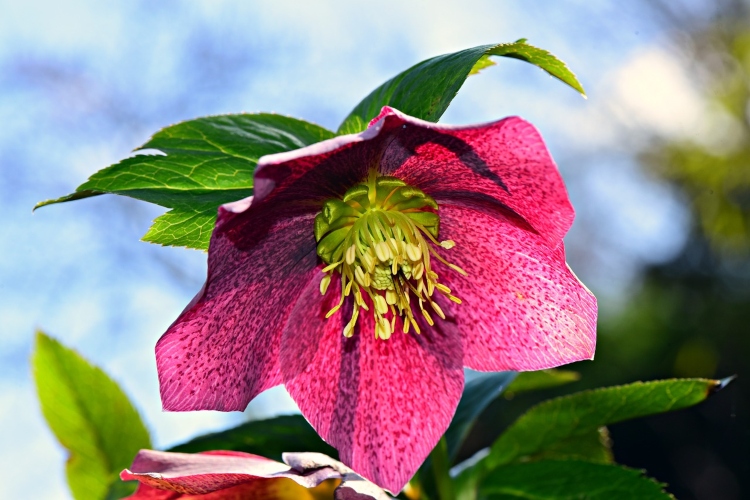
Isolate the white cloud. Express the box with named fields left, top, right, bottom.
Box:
left=609, top=45, right=745, bottom=153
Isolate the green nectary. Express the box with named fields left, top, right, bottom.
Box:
left=314, top=170, right=465, bottom=340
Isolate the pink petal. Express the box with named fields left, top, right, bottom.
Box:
left=253, top=125, right=386, bottom=205
left=256, top=107, right=573, bottom=248
left=373, top=108, right=573, bottom=247
left=436, top=204, right=597, bottom=371
left=157, top=199, right=320, bottom=411
left=280, top=273, right=465, bottom=493
left=121, top=450, right=340, bottom=498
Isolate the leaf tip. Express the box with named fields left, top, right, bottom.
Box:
left=711, top=375, right=737, bottom=394
left=32, top=199, right=54, bottom=212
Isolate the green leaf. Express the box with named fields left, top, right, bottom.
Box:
left=486, top=378, right=728, bottom=469
left=504, top=369, right=580, bottom=395
left=417, top=372, right=516, bottom=500
left=34, top=190, right=103, bottom=210
left=141, top=204, right=218, bottom=250
left=32, top=332, right=151, bottom=500
left=337, top=40, right=584, bottom=134
left=446, top=372, right=517, bottom=460
left=469, top=55, right=497, bottom=76
left=487, top=40, right=586, bottom=96
left=168, top=414, right=336, bottom=462
left=104, top=479, right=138, bottom=500
left=529, top=427, right=613, bottom=464
left=477, top=460, right=671, bottom=500
left=37, top=114, right=335, bottom=249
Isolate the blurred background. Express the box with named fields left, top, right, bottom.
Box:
left=1, top=0, right=747, bottom=498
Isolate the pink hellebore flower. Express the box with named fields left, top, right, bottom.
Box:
left=156, top=107, right=597, bottom=492
left=121, top=450, right=390, bottom=499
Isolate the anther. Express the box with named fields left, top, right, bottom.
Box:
left=314, top=172, right=465, bottom=340
left=430, top=301, right=446, bottom=320
left=345, top=244, right=357, bottom=265
left=375, top=241, right=391, bottom=262
left=374, top=295, right=388, bottom=315
left=320, top=274, right=332, bottom=295
left=421, top=308, right=435, bottom=326
left=406, top=243, right=422, bottom=261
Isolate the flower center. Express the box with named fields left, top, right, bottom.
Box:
left=314, top=170, right=465, bottom=339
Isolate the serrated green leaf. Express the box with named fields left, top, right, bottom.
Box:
left=486, top=378, right=726, bottom=469
left=32, top=332, right=151, bottom=500
left=504, top=369, right=580, bottom=394
left=37, top=114, right=335, bottom=248
left=478, top=460, right=671, bottom=500
left=337, top=40, right=584, bottom=134
left=486, top=39, right=586, bottom=96
left=168, top=414, right=336, bottom=462
left=469, top=55, right=497, bottom=75
left=141, top=204, right=218, bottom=250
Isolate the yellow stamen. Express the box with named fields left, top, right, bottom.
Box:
left=313, top=171, right=465, bottom=340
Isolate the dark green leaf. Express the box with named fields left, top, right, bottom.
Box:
left=168, top=414, right=336, bottom=462
left=32, top=332, right=151, bottom=500
left=37, top=114, right=335, bottom=249
left=337, top=40, right=584, bottom=134
left=504, top=369, right=580, bottom=395
left=478, top=460, right=671, bottom=500
left=446, top=372, right=517, bottom=460
left=486, top=378, right=726, bottom=469
left=417, top=372, right=516, bottom=500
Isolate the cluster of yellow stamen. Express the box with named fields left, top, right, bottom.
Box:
left=314, top=170, right=465, bottom=340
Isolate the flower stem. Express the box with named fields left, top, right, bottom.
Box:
left=430, top=437, right=455, bottom=500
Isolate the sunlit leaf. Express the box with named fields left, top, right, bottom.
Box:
left=337, top=39, right=584, bottom=134
left=36, top=114, right=335, bottom=249
left=141, top=204, right=218, bottom=250
left=32, top=332, right=151, bottom=500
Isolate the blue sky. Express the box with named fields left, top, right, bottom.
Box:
left=0, top=1, right=707, bottom=497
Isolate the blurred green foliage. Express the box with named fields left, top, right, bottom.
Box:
left=642, top=10, right=750, bottom=254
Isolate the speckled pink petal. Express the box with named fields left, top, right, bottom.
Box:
left=157, top=198, right=320, bottom=411
left=369, top=107, right=573, bottom=247
left=280, top=273, right=465, bottom=493
left=434, top=204, right=597, bottom=371
left=253, top=126, right=386, bottom=206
